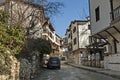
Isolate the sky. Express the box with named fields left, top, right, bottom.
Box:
left=49, top=0, right=89, bottom=37
left=0, top=0, right=89, bottom=37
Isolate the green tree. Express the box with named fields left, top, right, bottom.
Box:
left=0, top=10, right=25, bottom=55
left=24, top=38, right=52, bottom=65
left=0, top=10, right=25, bottom=74
left=31, top=38, right=52, bottom=55
left=32, top=38, right=52, bottom=66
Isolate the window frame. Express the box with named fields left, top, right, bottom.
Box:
left=73, top=26, right=76, bottom=33
left=74, top=38, right=77, bottom=45
left=95, top=6, right=100, bottom=22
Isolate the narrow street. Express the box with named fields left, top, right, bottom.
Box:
left=32, top=64, right=119, bottom=80
left=0, top=0, right=120, bottom=80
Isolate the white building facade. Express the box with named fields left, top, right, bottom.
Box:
left=89, top=0, right=120, bottom=71
left=42, top=19, right=62, bottom=57
left=66, top=19, right=91, bottom=64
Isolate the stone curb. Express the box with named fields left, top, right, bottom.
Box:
left=67, top=63, right=120, bottom=79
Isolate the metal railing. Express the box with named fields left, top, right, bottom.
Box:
left=110, top=5, right=120, bottom=22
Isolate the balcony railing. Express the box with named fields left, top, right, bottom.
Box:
left=110, top=5, right=120, bottom=22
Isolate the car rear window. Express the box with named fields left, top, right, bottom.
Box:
left=51, top=60, right=58, bottom=64
left=49, top=57, right=60, bottom=63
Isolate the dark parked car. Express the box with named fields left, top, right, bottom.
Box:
left=47, top=57, right=61, bottom=69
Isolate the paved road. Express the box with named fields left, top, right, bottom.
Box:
left=33, top=64, right=119, bottom=80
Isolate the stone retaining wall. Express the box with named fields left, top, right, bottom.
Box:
left=0, top=51, right=41, bottom=80
left=0, top=56, right=20, bottom=80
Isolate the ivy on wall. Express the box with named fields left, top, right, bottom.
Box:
left=0, top=10, right=25, bottom=55
left=0, top=10, right=25, bottom=75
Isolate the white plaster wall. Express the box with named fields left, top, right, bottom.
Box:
left=71, top=21, right=91, bottom=50
left=78, top=22, right=90, bottom=48
left=90, top=0, right=111, bottom=35
left=90, top=0, right=120, bottom=71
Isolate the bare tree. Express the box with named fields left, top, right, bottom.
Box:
left=23, top=0, right=64, bottom=17
left=3, top=0, right=63, bottom=36
left=38, top=0, right=64, bottom=17
left=2, top=0, right=44, bottom=37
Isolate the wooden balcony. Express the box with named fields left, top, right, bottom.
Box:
left=110, top=5, right=120, bottom=23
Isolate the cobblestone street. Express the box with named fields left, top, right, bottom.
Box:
left=32, top=64, right=119, bottom=80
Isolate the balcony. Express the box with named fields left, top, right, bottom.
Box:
left=110, top=5, right=120, bottom=24
left=42, top=30, right=49, bottom=35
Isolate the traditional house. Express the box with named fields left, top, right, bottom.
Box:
left=66, top=19, right=91, bottom=64
left=42, top=18, right=62, bottom=57
left=89, top=0, right=120, bottom=70
left=0, top=0, right=45, bottom=38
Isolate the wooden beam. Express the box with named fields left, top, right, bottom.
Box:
left=112, top=26, right=120, bottom=34
left=105, top=30, right=119, bottom=43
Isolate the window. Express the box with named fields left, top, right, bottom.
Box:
left=88, top=25, right=91, bottom=30
left=68, top=34, right=70, bottom=38
left=73, top=27, right=76, bottom=33
left=95, top=6, right=100, bottom=21
left=56, top=37, right=58, bottom=42
left=50, top=32, right=52, bottom=38
left=74, top=38, right=77, bottom=45
left=71, top=32, right=72, bottom=39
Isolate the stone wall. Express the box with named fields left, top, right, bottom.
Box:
left=0, top=51, right=41, bottom=80
left=20, top=59, right=31, bottom=80
left=0, top=75, right=9, bottom=80
left=20, top=51, right=40, bottom=80
left=0, top=55, right=20, bottom=80
left=104, top=53, right=120, bottom=71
